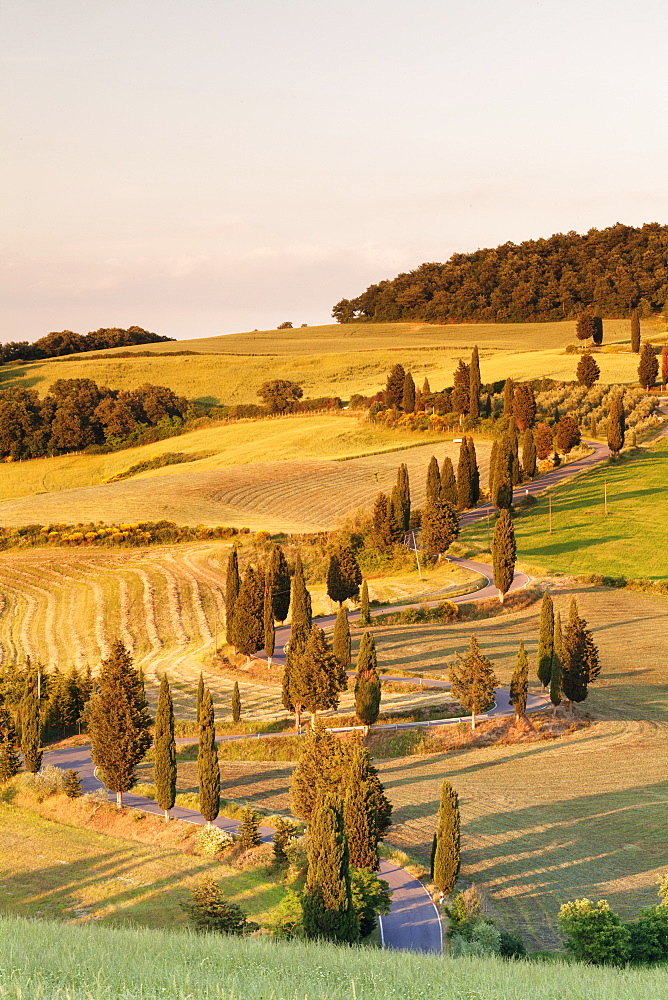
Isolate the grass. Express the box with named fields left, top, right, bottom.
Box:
left=460, top=441, right=668, bottom=580
left=3, top=914, right=668, bottom=1000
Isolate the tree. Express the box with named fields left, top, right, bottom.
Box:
left=183, top=877, right=253, bottom=935
left=490, top=434, right=513, bottom=509
left=522, top=428, right=536, bottom=478
left=288, top=626, right=348, bottom=728
left=402, top=371, right=416, bottom=412
left=607, top=394, right=625, bottom=458
left=0, top=692, right=20, bottom=783
left=263, top=579, right=275, bottom=666
left=550, top=612, right=564, bottom=716
left=509, top=641, right=528, bottom=722
left=492, top=509, right=516, bottom=603
left=562, top=598, right=600, bottom=711
left=231, top=681, right=241, bottom=723
left=282, top=552, right=312, bottom=729
left=371, top=492, right=393, bottom=549
left=592, top=316, right=603, bottom=345
left=534, top=422, right=553, bottom=461
left=198, top=688, right=220, bottom=826
left=257, top=379, right=303, bottom=413
left=344, top=743, right=381, bottom=869
left=576, top=352, right=601, bottom=388
left=576, top=313, right=596, bottom=344
left=440, top=456, right=458, bottom=505
left=467, top=438, right=480, bottom=504
left=154, top=674, right=176, bottom=821
left=266, top=544, right=291, bottom=623
left=272, top=817, right=298, bottom=863
left=630, top=307, right=641, bottom=353
left=502, top=378, right=514, bottom=416
left=237, top=807, right=260, bottom=850
left=355, top=632, right=381, bottom=728
left=302, top=795, right=360, bottom=943
left=88, top=641, right=152, bottom=808
left=638, top=341, right=658, bottom=391
left=196, top=672, right=204, bottom=725
left=233, top=566, right=265, bottom=658
left=291, top=722, right=343, bottom=821
left=426, top=455, right=441, bottom=505
left=555, top=414, right=581, bottom=454
left=64, top=769, right=83, bottom=798
left=512, top=384, right=536, bottom=430
left=350, top=869, right=392, bottom=937
left=558, top=899, right=630, bottom=966
left=508, top=417, right=521, bottom=485
left=432, top=780, right=460, bottom=894
left=662, top=343, right=668, bottom=385
left=469, top=345, right=481, bottom=420
left=421, top=495, right=459, bottom=557
left=457, top=437, right=473, bottom=509
left=359, top=580, right=371, bottom=627
left=20, top=687, right=42, bottom=773
left=225, top=547, right=240, bottom=644
left=390, top=485, right=404, bottom=540
left=449, top=635, right=498, bottom=729
left=385, top=364, right=406, bottom=408
left=332, top=605, right=352, bottom=672
left=396, top=463, right=411, bottom=530
left=327, top=546, right=362, bottom=606
left=429, top=834, right=437, bottom=879
left=536, top=592, right=554, bottom=689
left=452, top=360, right=470, bottom=419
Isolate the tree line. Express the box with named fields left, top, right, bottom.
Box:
left=0, top=326, right=173, bottom=365
left=332, top=223, right=668, bottom=324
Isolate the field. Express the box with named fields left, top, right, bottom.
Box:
left=3, top=914, right=668, bottom=1000
left=2, top=318, right=663, bottom=409
left=0, top=426, right=492, bottom=531
left=460, top=441, right=668, bottom=580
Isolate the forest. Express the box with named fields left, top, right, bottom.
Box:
left=0, top=326, right=173, bottom=364
left=332, top=223, right=668, bottom=324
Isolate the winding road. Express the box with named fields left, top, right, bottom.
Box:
left=42, top=436, right=613, bottom=954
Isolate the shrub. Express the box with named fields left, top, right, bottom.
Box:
left=237, top=808, right=261, bottom=851
left=627, top=905, right=668, bottom=964
left=182, top=876, right=256, bottom=934
left=350, top=868, right=392, bottom=937
left=272, top=817, right=299, bottom=863
left=194, top=827, right=235, bottom=856
left=270, top=889, right=304, bottom=938
left=498, top=930, right=527, bottom=958
left=451, top=921, right=501, bottom=956
left=558, top=898, right=630, bottom=966
left=21, top=765, right=65, bottom=800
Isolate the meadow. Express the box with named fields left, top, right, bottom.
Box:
left=2, top=913, right=668, bottom=1000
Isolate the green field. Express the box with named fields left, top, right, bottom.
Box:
left=460, top=442, right=668, bottom=580
left=2, top=913, right=668, bottom=1000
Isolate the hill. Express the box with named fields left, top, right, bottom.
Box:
left=333, top=222, right=668, bottom=324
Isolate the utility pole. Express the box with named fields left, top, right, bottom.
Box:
left=548, top=496, right=553, bottom=535
left=411, top=531, right=423, bottom=580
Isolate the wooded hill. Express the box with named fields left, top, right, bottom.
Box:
left=333, top=223, right=668, bottom=325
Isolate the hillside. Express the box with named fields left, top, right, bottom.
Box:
left=333, top=222, right=668, bottom=324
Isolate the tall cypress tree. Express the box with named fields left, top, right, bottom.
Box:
left=457, top=437, right=473, bottom=509
left=449, top=635, right=498, bottom=730
left=509, top=640, right=528, bottom=722
left=452, top=360, right=471, bottom=420
left=432, top=780, right=460, bottom=894
left=402, top=371, right=416, bottom=413
left=225, top=547, right=240, bottom=644
left=355, top=632, right=381, bottom=727
left=638, top=341, right=659, bottom=391
left=385, top=363, right=406, bottom=408
left=630, top=307, right=641, bottom=353
left=390, top=485, right=405, bottom=540
left=302, top=795, right=360, bottom=943
left=359, top=580, right=371, bottom=626
left=503, top=378, right=514, bottom=415
left=426, top=455, right=441, bottom=505
left=550, top=612, right=564, bottom=716
left=421, top=495, right=459, bottom=557
left=288, top=626, right=347, bottom=728
left=0, top=692, right=20, bottom=784
left=266, top=544, right=291, bottom=623
left=508, top=416, right=522, bottom=484
left=154, top=674, right=176, bottom=821
left=372, top=492, right=393, bottom=549
left=522, top=427, right=537, bottom=478
left=396, top=463, right=411, bottom=531
left=536, top=592, right=554, bottom=689
left=467, top=437, right=480, bottom=504
left=344, top=744, right=380, bottom=870
left=333, top=606, right=351, bottom=671
left=20, top=686, right=42, bottom=774
left=196, top=672, right=204, bottom=725
left=607, top=395, right=625, bottom=458
left=469, top=345, right=481, bottom=420
left=89, top=641, right=152, bottom=808
left=440, top=456, right=458, bottom=505
left=491, top=433, right=513, bottom=509
left=562, top=598, right=601, bottom=711
left=492, top=509, right=516, bottom=603
left=327, top=546, right=362, bottom=606
left=231, top=681, right=241, bottom=723
left=233, top=566, right=265, bottom=658
left=291, top=721, right=343, bottom=821
left=283, top=552, right=312, bottom=729
left=263, top=579, right=275, bottom=666
left=198, top=687, right=220, bottom=826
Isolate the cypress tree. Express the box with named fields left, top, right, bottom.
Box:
left=467, top=437, right=480, bottom=504
left=231, top=681, right=241, bottom=723
left=550, top=612, right=564, bottom=716
left=263, top=578, right=275, bottom=666
left=225, top=547, right=240, bottom=644
left=452, top=360, right=470, bottom=420
left=484, top=392, right=492, bottom=418
left=630, top=307, right=641, bottom=353
left=385, top=363, right=406, bottom=408
left=238, top=807, right=261, bottom=850
left=327, top=546, right=362, bottom=606
left=562, top=598, right=601, bottom=711
left=536, top=592, right=554, bottom=689
left=576, top=352, right=601, bottom=388
left=492, top=434, right=513, bottom=509
left=20, top=687, right=42, bottom=774
left=662, top=343, right=668, bottom=385
left=390, top=485, right=405, bottom=540
left=402, top=371, right=416, bottom=413
left=432, top=780, right=460, bottom=894
left=233, top=566, right=265, bottom=658
left=397, top=463, right=411, bottom=530
left=267, top=544, right=291, bottom=623
left=503, top=378, right=514, bottom=416
left=302, top=794, right=360, bottom=943
left=509, top=640, right=528, bottom=722
left=343, top=744, right=380, bottom=870
left=440, top=456, right=458, bottom=505
left=492, top=509, right=516, bottom=603
left=291, top=721, right=343, bottom=821
left=638, top=341, right=658, bottom=391
left=522, top=427, right=537, bottom=478
left=359, top=580, right=371, bottom=627
left=513, top=383, right=537, bottom=430
left=88, top=641, right=152, bottom=808
left=64, top=769, right=83, bottom=798
left=607, top=395, right=625, bottom=458
left=355, top=632, right=381, bottom=727
left=283, top=552, right=312, bottom=729
left=576, top=313, right=596, bottom=344
left=154, top=674, right=176, bottom=821
left=198, top=687, right=220, bottom=826
left=469, top=345, right=481, bottom=420
left=196, top=672, right=204, bottom=725
left=426, top=455, right=441, bottom=505
left=457, top=437, right=473, bottom=509
left=371, top=492, right=393, bottom=549
left=422, top=376, right=431, bottom=397
left=509, top=417, right=522, bottom=484
left=0, top=692, right=20, bottom=784
left=421, top=495, right=459, bottom=557
left=449, top=635, right=498, bottom=730
left=333, top=606, right=352, bottom=670
left=289, top=626, right=348, bottom=728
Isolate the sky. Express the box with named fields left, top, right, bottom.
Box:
left=2, top=0, right=667, bottom=343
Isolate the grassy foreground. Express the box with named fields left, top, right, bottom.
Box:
left=1, top=915, right=667, bottom=1000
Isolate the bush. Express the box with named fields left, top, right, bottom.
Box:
left=498, top=930, right=527, bottom=958
left=182, top=877, right=256, bottom=935
left=627, top=905, right=668, bottom=964
left=451, top=922, right=501, bottom=956
left=64, top=769, right=83, bottom=798
left=237, top=808, right=261, bottom=851
left=272, top=817, right=299, bottom=863
left=270, top=889, right=304, bottom=938
left=558, top=898, right=630, bottom=966
left=20, top=765, right=65, bottom=800
left=350, top=868, right=392, bottom=937
left=194, top=827, right=235, bottom=856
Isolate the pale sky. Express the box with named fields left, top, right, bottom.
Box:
left=2, top=0, right=667, bottom=342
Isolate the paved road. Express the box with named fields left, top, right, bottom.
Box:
left=378, top=860, right=442, bottom=953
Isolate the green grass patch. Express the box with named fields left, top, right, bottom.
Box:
left=103, top=451, right=214, bottom=482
